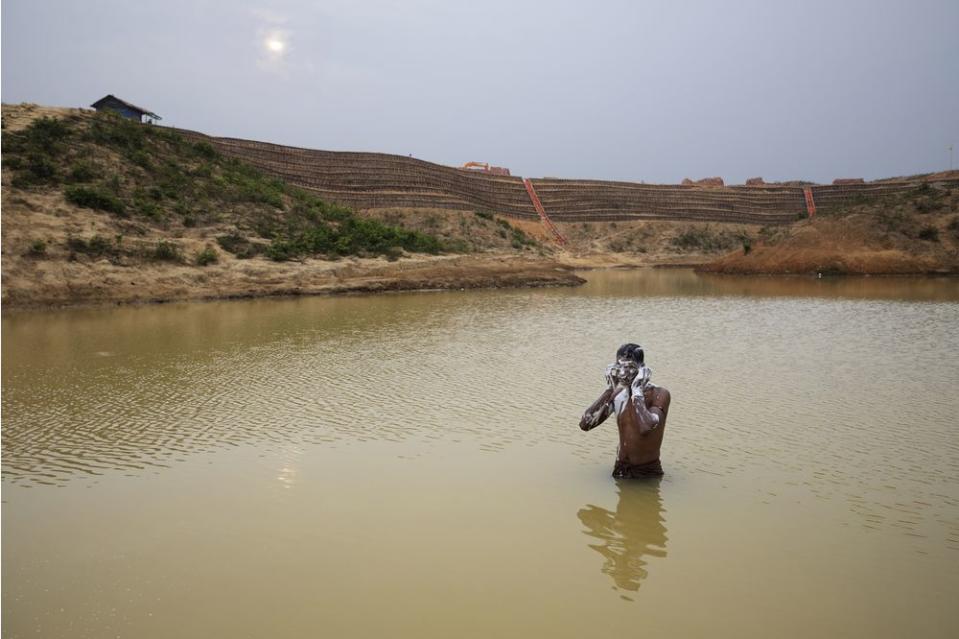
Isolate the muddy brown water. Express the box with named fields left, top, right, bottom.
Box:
left=3, top=269, right=959, bottom=638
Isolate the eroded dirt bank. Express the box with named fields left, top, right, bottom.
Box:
left=2, top=253, right=584, bottom=310
left=701, top=182, right=959, bottom=275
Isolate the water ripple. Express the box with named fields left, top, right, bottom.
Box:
left=3, top=270, right=959, bottom=550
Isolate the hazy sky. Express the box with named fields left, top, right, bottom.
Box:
left=3, top=0, right=957, bottom=184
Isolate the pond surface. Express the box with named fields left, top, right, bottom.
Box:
left=3, top=269, right=959, bottom=638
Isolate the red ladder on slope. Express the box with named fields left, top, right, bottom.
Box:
left=803, top=187, right=817, bottom=217
left=523, top=178, right=567, bottom=246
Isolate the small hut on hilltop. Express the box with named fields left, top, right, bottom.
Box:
left=90, top=95, right=161, bottom=123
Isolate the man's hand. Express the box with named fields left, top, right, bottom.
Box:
left=604, top=364, right=619, bottom=389
left=628, top=366, right=661, bottom=434
left=630, top=365, right=651, bottom=398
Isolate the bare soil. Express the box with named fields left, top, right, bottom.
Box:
left=703, top=185, right=959, bottom=275
left=1, top=186, right=583, bottom=309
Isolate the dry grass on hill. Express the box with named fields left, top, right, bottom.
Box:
left=0, top=104, right=579, bottom=309
left=703, top=183, right=959, bottom=275
left=537, top=218, right=763, bottom=271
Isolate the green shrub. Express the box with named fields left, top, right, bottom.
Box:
left=65, top=185, right=126, bottom=215
left=510, top=226, right=535, bottom=248
left=194, top=245, right=219, bottom=266
left=3, top=117, right=71, bottom=186
left=14, top=154, right=59, bottom=186
left=264, top=215, right=443, bottom=261
left=266, top=239, right=299, bottom=262
left=7, top=112, right=452, bottom=264
left=918, top=226, right=939, bottom=242
left=217, top=233, right=248, bottom=254
left=322, top=203, right=352, bottom=222
left=89, top=235, right=113, bottom=254
left=253, top=220, right=279, bottom=239
left=671, top=226, right=747, bottom=253
left=192, top=163, right=214, bottom=178
left=68, top=161, right=100, bottom=182
left=138, top=200, right=161, bottom=219
left=3, top=155, right=23, bottom=170
left=66, top=236, right=87, bottom=253
left=225, top=237, right=261, bottom=259
left=193, top=141, right=218, bottom=159
left=150, top=126, right=185, bottom=147
left=90, top=113, right=146, bottom=151
left=27, top=239, right=47, bottom=257
left=156, top=161, right=189, bottom=199
left=65, top=234, right=116, bottom=258
left=474, top=209, right=494, bottom=220
left=153, top=240, right=183, bottom=262
left=221, top=159, right=285, bottom=208
left=130, top=150, right=152, bottom=170
left=18, top=116, right=72, bottom=154
left=29, top=152, right=58, bottom=177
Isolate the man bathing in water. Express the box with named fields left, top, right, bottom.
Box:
left=579, top=343, right=671, bottom=478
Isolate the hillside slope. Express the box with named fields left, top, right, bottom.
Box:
left=3, top=103, right=957, bottom=310
left=1, top=104, right=580, bottom=309
left=702, top=183, right=959, bottom=275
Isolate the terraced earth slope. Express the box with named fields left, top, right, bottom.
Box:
left=179, top=129, right=959, bottom=226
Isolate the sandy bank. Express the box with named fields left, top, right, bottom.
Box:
left=1, top=253, right=585, bottom=311
left=701, top=183, right=959, bottom=276
left=700, top=245, right=956, bottom=276
left=701, top=213, right=959, bottom=276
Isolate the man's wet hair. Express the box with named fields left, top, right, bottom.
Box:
left=616, top=343, right=645, bottom=365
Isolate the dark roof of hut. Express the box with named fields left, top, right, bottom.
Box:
left=90, top=94, right=161, bottom=120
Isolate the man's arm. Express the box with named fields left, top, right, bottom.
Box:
left=629, top=375, right=670, bottom=436
left=580, top=386, right=616, bottom=431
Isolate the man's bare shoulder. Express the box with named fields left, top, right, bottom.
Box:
left=649, top=385, right=671, bottom=413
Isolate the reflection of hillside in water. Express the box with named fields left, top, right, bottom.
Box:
left=577, top=480, right=667, bottom=597
left=574, top=268, right=959, bottom=301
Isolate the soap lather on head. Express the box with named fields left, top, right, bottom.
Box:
left=607, top=342, right=651, bottom=391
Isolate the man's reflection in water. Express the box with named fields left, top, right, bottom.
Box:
left=577, top=479, right=667, bottom=598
